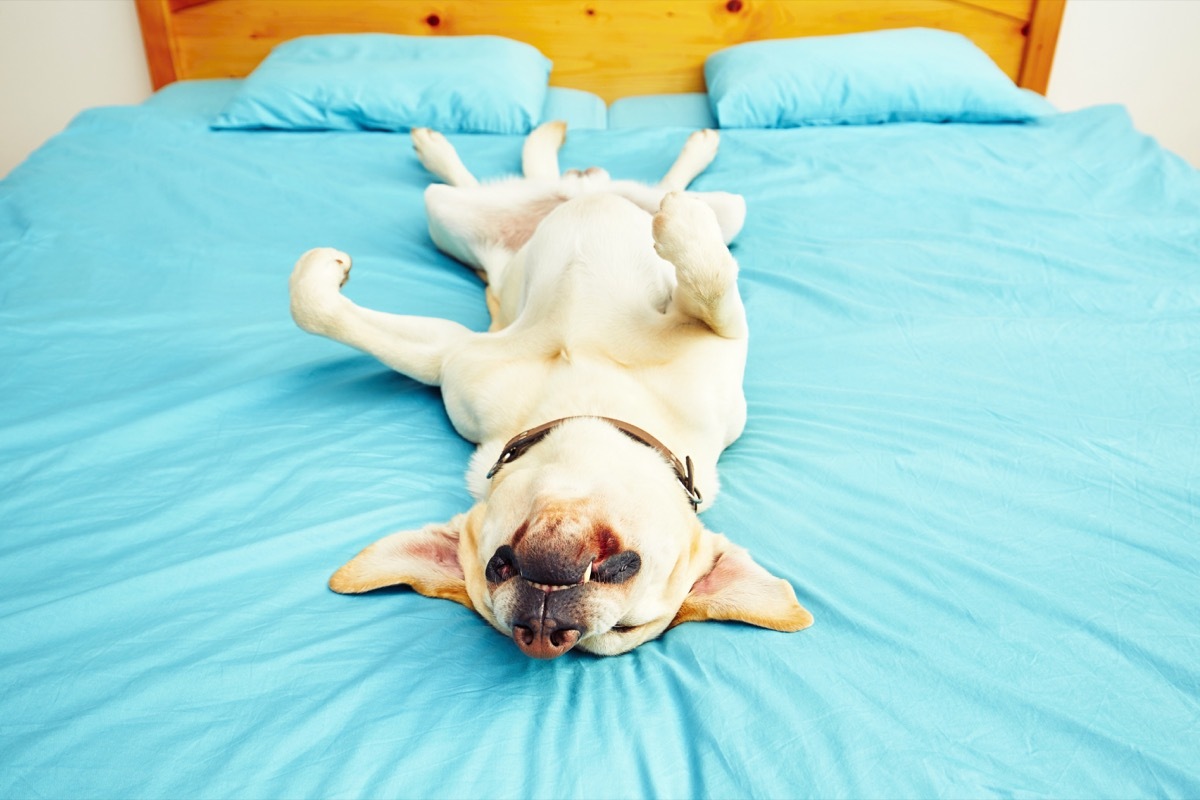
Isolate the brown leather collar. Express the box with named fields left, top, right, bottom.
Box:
left=485, top=416, right=703, bottom=512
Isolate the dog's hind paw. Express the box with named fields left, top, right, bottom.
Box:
left=529, top=119, right=567, bottom=149
left=411, top=126, right=446, bottom=158
left=411, top=127, right=450, bottom=173
left=412, top=127, right=479, bottom=187
left=659, top=129, right=720, bottom=191
left=682, top=129, right=720, bottom=165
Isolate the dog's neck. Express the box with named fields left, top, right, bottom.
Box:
left=466, top=416, right=720, bottom=513
left=486, top=416, right=702, bottom=511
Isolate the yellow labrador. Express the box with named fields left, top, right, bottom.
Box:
left=290, top=122, right=812, bottom=658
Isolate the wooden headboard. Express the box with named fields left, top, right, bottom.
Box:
left=136, top=0, right=1065, bottom=103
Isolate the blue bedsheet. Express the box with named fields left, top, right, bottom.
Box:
left=2, top=88, right=1199, bottom=798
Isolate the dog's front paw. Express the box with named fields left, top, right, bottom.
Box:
left=289, top=247, right=352, bottom=335
left=653, top=192, right=727, bottom=269
left=654, top=193, right=744, bottom=336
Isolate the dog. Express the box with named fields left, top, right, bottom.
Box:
left=289, top=122, right=812, bottom=658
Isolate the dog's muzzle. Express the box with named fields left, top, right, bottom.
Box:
left=488, top=544, right=642, bottom=659
left=510, top=579, right=585, bottom=659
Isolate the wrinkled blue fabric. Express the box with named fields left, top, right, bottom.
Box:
left=1, top=91, right=1199, bottom=799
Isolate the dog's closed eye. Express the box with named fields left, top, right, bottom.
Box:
left=592, top=551, right=642, bottom=584
left=486, top=546, right=519, bottom=583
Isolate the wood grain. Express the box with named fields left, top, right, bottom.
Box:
left=135, top=0, right=177, bottom=89
left=1019, top=0, right=1066, bottom=94
left=137, top=0, right=1059, bottom=100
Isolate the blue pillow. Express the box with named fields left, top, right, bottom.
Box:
left=608, top=93, right=716, bottom=129
left=705, top=28, right=1053, bottom=128
left=543, top=87, right=608, bottom=130
left=212, top=34, right=551, bottom=133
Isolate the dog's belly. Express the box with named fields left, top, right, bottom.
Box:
left=439, top=191, right=747, bottom=465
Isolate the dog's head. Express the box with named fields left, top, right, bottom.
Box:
left=329, top=420, right=812, bottom=658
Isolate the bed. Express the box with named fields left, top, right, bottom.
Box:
left=3, top=0, right=1199, bottom=797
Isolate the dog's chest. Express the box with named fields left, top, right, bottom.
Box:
left=439, top=336, right=655, bottom=442
left=438, top=318, right=746, bottom=451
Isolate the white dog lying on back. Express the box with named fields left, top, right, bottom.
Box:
left=290, top=122, right=812, bottom=658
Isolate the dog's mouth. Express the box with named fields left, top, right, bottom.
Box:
left=529, top=560, right=591, bottom=593
left=487, top=548, right=642, bottom=659
left=487, top=547, right=641, bottom=589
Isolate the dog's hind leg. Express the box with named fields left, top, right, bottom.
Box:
left=412, top=128, right=479, bottom=188
left=654, top=192, right=747, bottom=340
left=521, top=120, right=567, bottom=180
left=290, top=248, right=473, bottom=385
left=659, top=129, right=720, bottom=192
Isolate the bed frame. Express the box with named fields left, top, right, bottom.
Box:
left=136, top=0, right=1064, bottom=102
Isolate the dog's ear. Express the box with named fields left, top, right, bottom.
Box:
left=672, top=533, right=812, bottom=631
left=329, top=512, right=473, bottom=610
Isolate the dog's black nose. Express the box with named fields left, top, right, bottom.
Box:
left=512, top=616, right=581, bottom=659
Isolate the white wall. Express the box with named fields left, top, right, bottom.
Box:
left=0, top=0, right=1197, bottom=178
left=1047, top=0, right=1200, bottom=167
left=0, top=0, right=151, bottom=178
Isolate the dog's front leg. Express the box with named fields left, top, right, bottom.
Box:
left=289, top=248, right=472, bottom=386
left=654, top=193, right=748, bottom=340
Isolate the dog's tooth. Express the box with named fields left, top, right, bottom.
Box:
left=530, top=579, right=586, bottom=592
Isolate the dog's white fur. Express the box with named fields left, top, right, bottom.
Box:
left=290, top=122, right=812, bottom=658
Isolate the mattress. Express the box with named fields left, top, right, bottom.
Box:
left=2, top=82, right=1199, bottom=798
